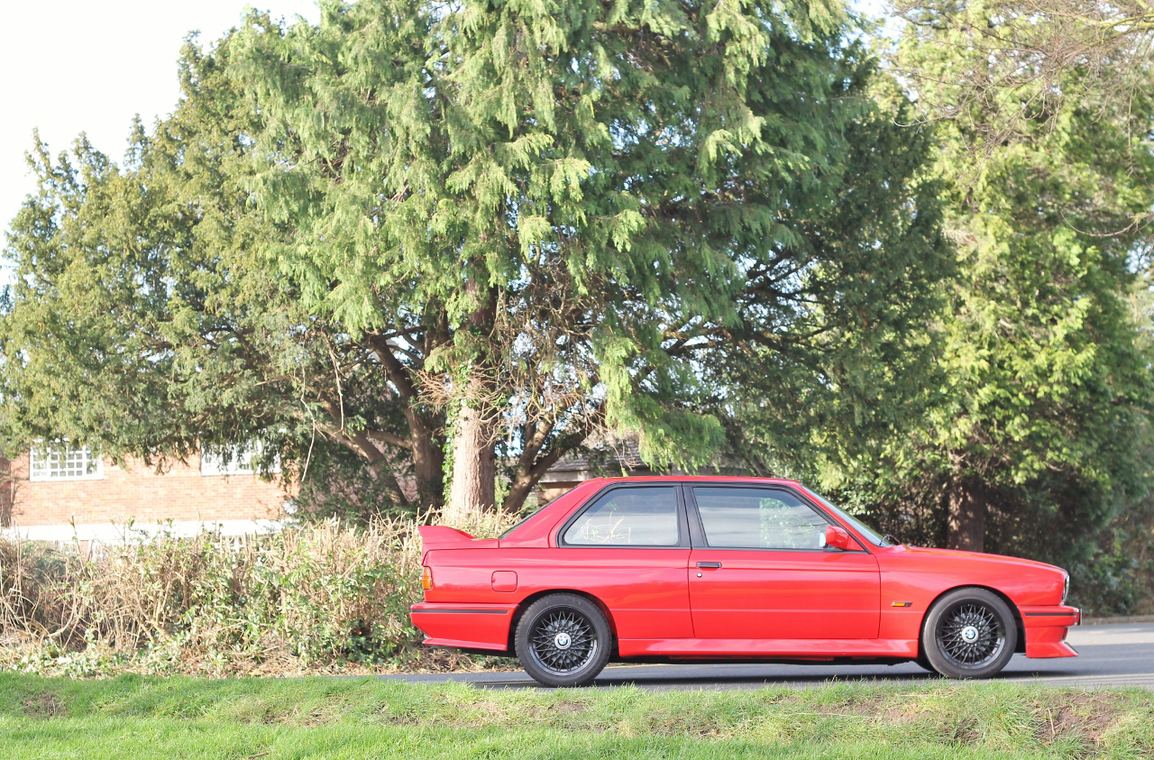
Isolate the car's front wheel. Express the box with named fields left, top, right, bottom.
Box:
left=921, top=587, right=1017, bottom=679
left=515, top=593, right=612, bottom=687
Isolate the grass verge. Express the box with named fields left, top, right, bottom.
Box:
left=1, top=673, right=1152, bottom=759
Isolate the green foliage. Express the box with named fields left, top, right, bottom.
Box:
left=226, top=0, right=882, bottom=479
left=0, top=37, right=370, bottom=487
left=0, top=0, right=951, bottom=518
left=0, top=34, right=438, bottom=510
left=708, top=74, right=950, bottom=481
left=1068, top=500, right=1154, bottom=616
left=803, top=7, right=1154, bottom=568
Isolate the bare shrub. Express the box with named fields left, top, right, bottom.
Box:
left=0, top=511, right=517, bottom=676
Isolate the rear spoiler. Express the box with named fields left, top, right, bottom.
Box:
left=416, top=525, right=499, bottom=561
left=417, top=525, right=476, bottom=547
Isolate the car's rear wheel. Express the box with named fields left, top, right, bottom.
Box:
left=515, top=593, right=611, bottom=687
left=921, top=588, right=1017, bottom=679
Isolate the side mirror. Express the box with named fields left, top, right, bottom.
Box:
left=825, top=525, right=853, bottom=551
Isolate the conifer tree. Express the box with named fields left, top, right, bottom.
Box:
left=824, top=6, right=1154, bottom=557
left=226, top=0, right=947, bottom=519
left=1, top=0, right=949, bottom=521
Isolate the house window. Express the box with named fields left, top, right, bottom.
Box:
left=29, top=442, right=103, bottom=481
left=200, top=441, right=279, bottom=477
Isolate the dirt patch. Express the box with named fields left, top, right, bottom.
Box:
left=549, top=701, right=586, bottom=714
left=882, top=703, right=925, bottom=723
left=23, top=693, right=66, bottom=719
left=945, top=716, right=981, bottom=746
left=259, top=707, right=325, bottom=726
left=382, top=714, right=422, bottom=726
left=1037, top=692, right=1126, bottom=749
left=824, top=695, right=888, bottom=719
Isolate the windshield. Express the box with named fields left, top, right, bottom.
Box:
left=805, top=490, right=895, bottom=547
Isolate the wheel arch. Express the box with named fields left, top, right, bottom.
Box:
left=507, top=589, right=619, bottom=656
left=920, top=584, right=1026, bottom=655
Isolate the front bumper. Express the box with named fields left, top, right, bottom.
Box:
left=1020, top=605, right=1080, bottom=658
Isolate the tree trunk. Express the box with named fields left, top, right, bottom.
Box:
left=407, top=415, right=444, bottom=511
left=503, top=474, right=536, bottom=516
left=444, top=400, right=495, bottom=524
left=361, top=327, right=448, bottom=511
left=0, top=455, right=13, bottom=528
left=443, top=274, right=497, bottom=524
left=946, top=478, right=986, bottom=552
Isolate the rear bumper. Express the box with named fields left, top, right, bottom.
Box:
left=1020, top=605, right=1080, bottom=658
left=410, top=602, right=517, bottom=652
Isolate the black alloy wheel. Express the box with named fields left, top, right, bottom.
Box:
left=921, top=587, right=1017, bottom=679
left=515, top=593, right=612, bottom=687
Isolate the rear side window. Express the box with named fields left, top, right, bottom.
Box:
left=563, top=487, right=680, bottom=546
left=692, top=487, right=829, bottom=550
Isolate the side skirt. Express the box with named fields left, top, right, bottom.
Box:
left=616, top=638, right=920, bottom=659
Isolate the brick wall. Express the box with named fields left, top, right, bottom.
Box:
left=7, top=451, right=290, bottom=529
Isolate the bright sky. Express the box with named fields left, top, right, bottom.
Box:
left=0, top=0, right=320, bottom=243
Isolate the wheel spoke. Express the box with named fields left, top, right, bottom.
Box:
left=935, top=600, right=1005, bottom=669
left=529, top=606, right=598, bottom=676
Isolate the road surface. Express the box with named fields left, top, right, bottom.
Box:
left=382, top=622, right=1154, bottom=690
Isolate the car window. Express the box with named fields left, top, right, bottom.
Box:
left=692, top=487, right=829, bottom=549
left=804, top=489, right=893, bottom=547
left=563, top=487, right=680, bottom=546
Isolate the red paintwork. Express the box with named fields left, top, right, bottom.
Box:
left=491, top=571, right=519, bottom=592
left=410, top=476, right=1080, bottom=663
left=825, top=525, right=852, bottom=551
left=687, top=548, right=880, bottom=640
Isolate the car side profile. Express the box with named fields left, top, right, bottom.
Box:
left=410, top=477, right=1079, bottom=687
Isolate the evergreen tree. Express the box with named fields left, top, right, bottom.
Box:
left=824, top=7, right=1154, bottom=561
left=0, top=37, right=427, bottom=512
left=707, top=78, right=949, bottom=485
left=227, top=0, right=949, bottom=519
left=1, top=0, right=950, bottom=521
left=891, top=0, right=1154, bottom=151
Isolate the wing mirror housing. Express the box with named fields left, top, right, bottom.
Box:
left=825, top=525, right=853, bottom=551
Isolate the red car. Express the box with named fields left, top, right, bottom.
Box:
left=411, top=477, right=1079, bottom=686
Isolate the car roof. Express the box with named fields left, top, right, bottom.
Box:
left=584, top=475, right=803, bottom=487
left=496, top=475, right=811, bottom=548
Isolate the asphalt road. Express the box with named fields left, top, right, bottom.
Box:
left=383, top=623, right=1154, bottom=690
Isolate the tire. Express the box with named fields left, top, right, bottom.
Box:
left=921, top=587, right=1017, bottom=679
left=515, top=593, right=612, bottom=687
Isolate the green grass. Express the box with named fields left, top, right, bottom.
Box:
left=1, top=673, right=1151, bottom=759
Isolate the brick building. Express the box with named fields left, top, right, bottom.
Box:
left=0, top=437, right=703, bottom=543
left=0, top=442, right=289, bottom=542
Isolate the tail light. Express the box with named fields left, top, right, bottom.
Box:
left=421, top=566, right=433, bottom=591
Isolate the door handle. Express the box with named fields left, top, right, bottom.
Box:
left=696, top=561, right=722, bottom=569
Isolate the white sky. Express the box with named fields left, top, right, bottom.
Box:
left=0, top=0, right=320, bottom=243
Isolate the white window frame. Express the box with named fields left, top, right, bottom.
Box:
left=200, top=441, right=280, bottom=477
left=28, top=441, right=104, bottom=482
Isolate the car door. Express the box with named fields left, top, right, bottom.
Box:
left=556, top=484, right=694, bottom=641
left=686, top=485, right=880, bottom=640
